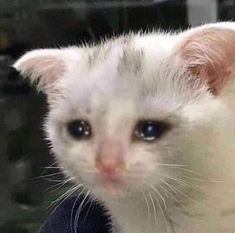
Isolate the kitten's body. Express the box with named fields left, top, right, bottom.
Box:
left=14, top=22, right=235, bottom=233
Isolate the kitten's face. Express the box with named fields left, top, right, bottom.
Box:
left=44, top=39, right=213, bottom=199
left=14, top=23, right=235, bottom=200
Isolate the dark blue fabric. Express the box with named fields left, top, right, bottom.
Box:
left=38, top=196, right=111, bottom=233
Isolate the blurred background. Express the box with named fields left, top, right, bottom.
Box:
left=0, top=0, right=235, bottom=232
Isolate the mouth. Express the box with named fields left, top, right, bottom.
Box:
left=94, top=175, right=127, bottom=196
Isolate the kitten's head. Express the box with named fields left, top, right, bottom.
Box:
left=14, top=23, right=235, bottom=201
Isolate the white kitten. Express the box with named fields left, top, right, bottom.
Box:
left=14, top=22, right=235, bottom=233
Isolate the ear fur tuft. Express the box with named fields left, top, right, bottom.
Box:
left=13, top=49, right=66, bottom=93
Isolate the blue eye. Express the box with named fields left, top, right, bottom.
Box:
left=67, top=120, right=91, bottom=139
left=134, top=120, right=170, bottom=141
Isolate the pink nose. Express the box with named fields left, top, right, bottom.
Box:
left=96, top=156, right=123, bottom=177
left=95, top=140, right=124, bottom=179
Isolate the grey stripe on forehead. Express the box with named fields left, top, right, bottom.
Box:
left=118, top=41, right=144, bottom=76
left=87, top=42, right=112, bottom=68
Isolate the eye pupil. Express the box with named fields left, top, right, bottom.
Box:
left=142, top=123, right=158, bottom=139
left=67, top=120, right=91, bottom=139
left=135, top=120, right=170, bottom=141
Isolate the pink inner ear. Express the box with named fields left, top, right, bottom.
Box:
left=19, top=55, right=65, bottom=91
left=28, top=56, right=64, bottom=77
left=180, top=28, right=235, bottom=95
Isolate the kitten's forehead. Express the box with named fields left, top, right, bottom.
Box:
left=60, top=33, right=209, bottom=118
left=66, top=34, right=173, bottom=92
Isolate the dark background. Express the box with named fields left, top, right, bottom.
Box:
left=0, top=0, right=234, bottom=232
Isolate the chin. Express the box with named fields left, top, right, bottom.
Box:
left=88, top=179, right=137, bottom=201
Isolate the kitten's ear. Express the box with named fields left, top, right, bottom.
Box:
left=178, top=23, right=235, bottom=95
left=13, top=49, right=70, bottom=94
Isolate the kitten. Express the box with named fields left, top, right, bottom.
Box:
left=14, top=22, right=235, bottom=233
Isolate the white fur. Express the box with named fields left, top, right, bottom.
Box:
left=14, top=22, right=235, bottom=233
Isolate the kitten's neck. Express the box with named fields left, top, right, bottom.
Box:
left=106, top=195, right=149, bottom=233
left=104, top=194, right=172, bottom=233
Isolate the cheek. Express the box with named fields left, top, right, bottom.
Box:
left=67, top=143, right=96, bottom=170
left=126, top=146, right=162, bottom=179
left=127, top=141, right=188, bottom=186
left=53, top=140, right=97, bottom=181
left=69, top=143, right=94, bottom=163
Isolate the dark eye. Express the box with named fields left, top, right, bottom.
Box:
left=134, top=120, right=171, bottom=142
left=67, top=120, right=91, bottom=139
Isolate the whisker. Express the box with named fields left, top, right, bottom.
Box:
left=142, top=190, right=151, bottom=229
left=161, top=174, right=220, bottom=200
left=148, top=192, right=158, bottom=232
left=44, top=166, right=63, bottom=169
left=49, top=184, right=82, bottom=211
left=82, top=197, right=94, bottom=223
left=48, top=184, right=83, bottom=220
left=32, top=171, right=65, bottom=180
left=158, top=176, right=197, bottom=204
left=70, top=187, right=86, bottom=233
left=172, top=168, right=202, bottom=176
left=158, top=177, right=187, bottom=205
left=158, top=178, right=182, bottom=206
left=180, top=174, right=223, bottom=183
left=158, top=165, right=203, bottom=177
left=74, top=190, right=90, bottom=233
left=157, top=182, right=170, bottom=198
left=158, top=173, right=202, bottom=191
left=43, top=161, right=58, bottom=169
left=167, top=174, right=223, bottom=200
left=154, top=195, right=170, bottom=233
left=47, top=178, right=74, bottom=192
left=148, top=183, right=167, bottom=211
left=156, top=163, right=187, bottom=167
left=46, top=181, right=65, bottom=192
left=44, top=178, right=67, bottom=183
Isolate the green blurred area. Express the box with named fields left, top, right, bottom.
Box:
left=0, top=189, right=67, bottom=233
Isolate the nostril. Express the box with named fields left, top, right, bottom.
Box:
left=102, top=161, right=119, bottom=174
left=96, top=157, right=122, bottom=176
